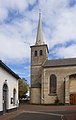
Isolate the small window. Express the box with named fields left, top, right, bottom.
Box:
left=35, top=51, right=37, bottom=56
left=50, top=74, right=57, bottom=94
left=40, top=50, right=43, bottom=56
left=13, top=88, right=16, bottom=105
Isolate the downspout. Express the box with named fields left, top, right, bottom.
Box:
left=42, top=69, right=44, bottom=104
left=64, top=78, right=65, bottom=104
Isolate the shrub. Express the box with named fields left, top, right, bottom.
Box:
left=54, top=96, right=60, bottom=105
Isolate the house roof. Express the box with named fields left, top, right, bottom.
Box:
left=0, top=60, right=20, bottom=79
left=43, top=58, right=76, bottom=68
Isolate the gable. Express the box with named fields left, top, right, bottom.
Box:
left=0, top=60, right=20, bottom=79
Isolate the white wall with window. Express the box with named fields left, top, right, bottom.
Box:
left=0, top=61, right=20, bottom=115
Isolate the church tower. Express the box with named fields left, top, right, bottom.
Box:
left=30, top=11, right=48, bottom=104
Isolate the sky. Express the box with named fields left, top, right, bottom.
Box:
left=0, top=0, right=76, bottom=84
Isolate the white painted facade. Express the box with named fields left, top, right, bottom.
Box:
left=0, top=63, right=19, bottom=114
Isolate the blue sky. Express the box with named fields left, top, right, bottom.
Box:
left=0, top=0, right=76, bottom=84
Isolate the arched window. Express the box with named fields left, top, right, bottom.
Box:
left=40, top=50, right=43, bottom=56
left=34, top=50, right=37, bottom=57
left=3, top=84, right=8, bottom=91
left=13, top=88, right=16, bottom=105
left=3, top=83, right=8, bottom=113
left=50, top=74, right=57, bottom=94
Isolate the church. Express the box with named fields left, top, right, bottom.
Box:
left=0, top=60, right=20, bottom=115
left=30, top=12, right=76, bottom=105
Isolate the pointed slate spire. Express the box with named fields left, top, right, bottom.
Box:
left=35, top=10, right=44, bottom=45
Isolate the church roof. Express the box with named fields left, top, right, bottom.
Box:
left=43, top=58, right=76, bottom=68
left=35, top=11, right=44, bottom=45
left=0, top=60, right=20, bottom=79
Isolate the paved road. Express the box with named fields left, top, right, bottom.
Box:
left=0, top=103, right=76, bottom=120
left=10, top=111, right=66, bottom=120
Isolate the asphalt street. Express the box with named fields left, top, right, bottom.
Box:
left=1, top=103, right=76, bottom=120
left=10, top=111, right=66, bottom=120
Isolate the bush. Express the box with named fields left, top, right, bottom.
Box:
left=54, top=96, right=60, bottom=105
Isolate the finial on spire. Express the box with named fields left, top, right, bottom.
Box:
left=39, top=9, right=41, bottom=19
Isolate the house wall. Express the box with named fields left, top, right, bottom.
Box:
left=0, top=67, right=18, bottom=113
left=42, top=66, right=76, bottom=104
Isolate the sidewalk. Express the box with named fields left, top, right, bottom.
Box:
left=0, top=103, right=76, bottom=120
left=0, top=109, right=24, bottom=120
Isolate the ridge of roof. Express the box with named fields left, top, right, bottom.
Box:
left=0, top=60, right=20, bottom=79
left=43, top=58, right=76, bottom=68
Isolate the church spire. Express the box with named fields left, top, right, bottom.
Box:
left=35, top=10, right=44, bottom=45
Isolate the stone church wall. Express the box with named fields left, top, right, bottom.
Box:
left=30, top=88, right=41, bottom=104
left=42, top=66, right=76, bottom=104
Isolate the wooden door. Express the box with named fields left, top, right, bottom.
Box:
left=70, top=94, right=76, bottom=105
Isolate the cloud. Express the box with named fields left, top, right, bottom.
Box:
left=0, top=8, right=8, bottom=22
left=0, top=0, right=37, bottom=22
left=0, top=0, right=76, bottom=80
left=56, top=44, right=76, bottom=58
left=0, top=0, right=76, bottom=64
left=50, top=7, right=76, bottom=47
left=0, top=0, right=38, bottom=63
left=6, top=0, right=28, bottom=11
left=38, top=0, right=76, bottom=57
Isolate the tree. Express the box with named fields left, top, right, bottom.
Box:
left=18, top=78, right=28, bottom=99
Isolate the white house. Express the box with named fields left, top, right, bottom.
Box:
left=0, top=60, right=20, bottom=115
